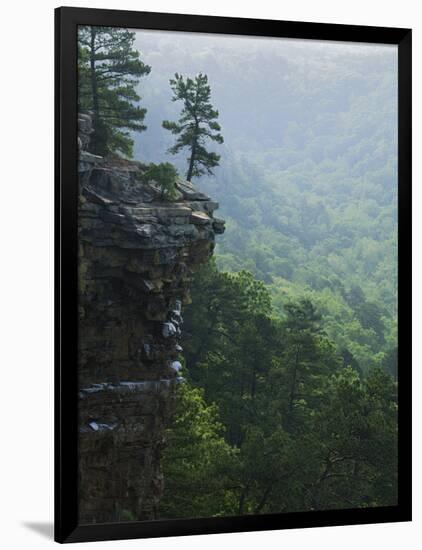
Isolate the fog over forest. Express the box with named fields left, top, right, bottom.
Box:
left=133, top=31, right=398, bottom=372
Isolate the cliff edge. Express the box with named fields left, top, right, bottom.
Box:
left=77, top=113, right=224, bottom=523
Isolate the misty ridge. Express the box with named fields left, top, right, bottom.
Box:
left=131, top=31, right=398, bottom=372
left=133, top=32, right=397, bottom=163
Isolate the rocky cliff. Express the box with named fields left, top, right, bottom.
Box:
left=77, top=114, right=224, bottom=524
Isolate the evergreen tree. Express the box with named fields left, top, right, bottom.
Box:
left=78, top=26, right=151, bottom=157
left=279, top=299, right=340, bottom=432
left=308, top=367, right=398, bottom=510
left=162, top=73, right=224, bottom=181
left=160, top=262, right=398, bottom=517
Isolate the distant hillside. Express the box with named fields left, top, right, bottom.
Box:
left=132, top=30, right=398, bottom=371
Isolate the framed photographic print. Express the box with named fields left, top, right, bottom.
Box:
left=55, top=6, right=411, bottom=543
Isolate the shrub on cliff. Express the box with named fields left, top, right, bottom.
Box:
left=141, top=162, right=179, bottom=201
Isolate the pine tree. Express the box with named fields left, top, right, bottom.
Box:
left=78, top=26, right=151, bottom=157
left=162, top=73, right=224, bottom=182
left=275, top=299, right=340, bottom=433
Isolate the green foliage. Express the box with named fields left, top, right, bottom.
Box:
left=141, top=162, right=179, bottom=200
left=207, top=149, right=397, bottom=372
left=308, top=367, right=398, bottom=509
left=276, top=299, right=341, bottom=432
left=161, top=262, right=398, bottom=517
left=160, top=383, right=237, bottom=519
left=78, top=26, right=151, bottom=157
left=162, top=73, right=224, bottom=181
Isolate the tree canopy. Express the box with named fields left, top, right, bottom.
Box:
left=78, top=26, right=151, bottom=157
left=159, top=261, right=397, bottom=517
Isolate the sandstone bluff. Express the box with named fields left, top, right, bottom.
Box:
left=77, top=114, right=224, bottom=523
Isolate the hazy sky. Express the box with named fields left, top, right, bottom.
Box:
left=130, top=28, right=397, bottom=172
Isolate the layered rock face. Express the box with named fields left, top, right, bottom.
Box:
left=77, top=114, right=224, bottom=523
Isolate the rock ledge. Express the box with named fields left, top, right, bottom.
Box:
left=77, top=114, right=224, bottom=523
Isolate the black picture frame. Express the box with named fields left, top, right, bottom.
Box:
left=55, top=6, right=412, bottom=543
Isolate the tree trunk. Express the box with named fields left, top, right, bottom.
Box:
left=284, top=347, right=300, bottom=431
left=89, top=28, right=101, bottom=154
left=186, top=123, right=198, bottom=181
left=250, top=364, right=257, bottom=399
left=254, top=483, right=273, bottom=514
left=288, top=347, right=300, bottom=414
left=238, top=484, right=249, bottom=515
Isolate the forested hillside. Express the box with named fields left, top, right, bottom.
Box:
left=133, top=32, right=398, bottom=374
left=78, top=25, right=398, bottom=520
left=159, top=261, right=397, bottom=517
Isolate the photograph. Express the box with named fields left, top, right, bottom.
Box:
left=76, top=23, right=400, bottom=525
